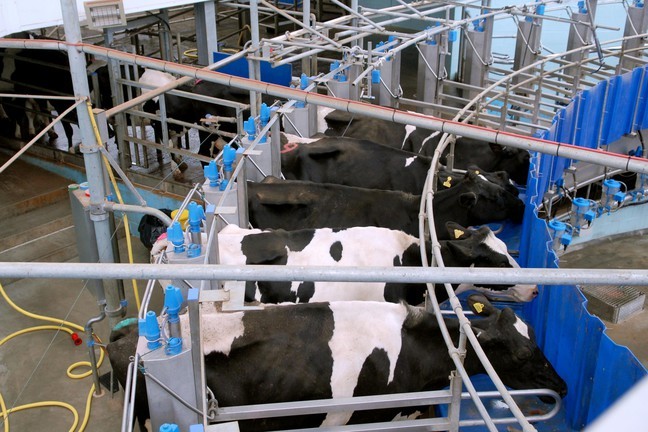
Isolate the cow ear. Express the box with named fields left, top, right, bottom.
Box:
left=458, top=192, right=478, bottom=208
left=467, top=294, right=498, bottom=317
left=445, top=222, right=471, bottom=240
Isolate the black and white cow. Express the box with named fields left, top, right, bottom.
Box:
left=322, top=110, right=530, bottom=185
left=247, top=174, right=525, bottom=239
left=0, top=33, right=112, bottom=152
left=152, top=222, right=538, bottom=304
left=280, top=135, right=521, bottom=196
left=107, top=295, right=567, bottom=431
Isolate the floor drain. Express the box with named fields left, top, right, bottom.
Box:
left=579, top=285, right=646, bottom=323
left=99, top=371, right=121, bottom=394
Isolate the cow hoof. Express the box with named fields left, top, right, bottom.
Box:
left=178, top=161, right=189, bottom=172
left=47, top=130, right=59, bottom=140
left=68, top=146, right=76, bottom=154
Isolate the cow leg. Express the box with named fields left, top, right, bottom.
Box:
left=0, top=103, right=7, bottom=119
left=63, top=121, right=75, bottom=153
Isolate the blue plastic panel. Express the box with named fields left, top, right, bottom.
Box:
left=634, top=66, right=648, bottom=131
left=212, top=52, right=293, bottom=87
left=518, top=182, right=647, bottom=430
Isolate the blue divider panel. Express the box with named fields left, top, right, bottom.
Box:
left=212, top=52, right=293, bottom=87
left=516, top=154, right=648, bottom=429
left=634, top=68, right=648, bottom=131
left=539, top=65, right=648, bottom=189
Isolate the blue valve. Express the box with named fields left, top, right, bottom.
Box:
left=260, top=103, right=271, bottom=127
left=300, top=73, right=309, bottom=90
left=164, top=285, right=184, bottom=323
left=139, top=311, right=161, bottom=350
left=448, top=30, right=458, bottom=43
left=222, top=144, right=236, bottom=175
left=244, top=117, right=256, bottom=140
left=166, top=337, right=183, bottom=356
left=204, top=160, right=219, bottom=188
left=536, top=4, right=545, bottom=15
left=166, top=222, right=185, bottom=253
left=188, top=202, right=204, bottom=234
left=371, top=70, right=381, bottom=84
left=160, top=424, right=180, bottom=432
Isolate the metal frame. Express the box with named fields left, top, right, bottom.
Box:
left=3, top=1, right=648, bottom=430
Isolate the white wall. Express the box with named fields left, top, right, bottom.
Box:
left=0, top=0, right=205, bottom=37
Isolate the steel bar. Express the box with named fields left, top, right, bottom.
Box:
left=0, top=98, right=84, bottom=174
left=0, top=93, right=77, bottom=100
left=0, top=262, right=647, bottom=285
left=259, top=0, right=341, bottom=48
left=97, top=146, right=147, bottom=207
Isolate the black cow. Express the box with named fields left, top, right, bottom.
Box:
left=0, top=33, right=112, bottom=152
left=280, top=135, right=521, bottom=196
left=247, top=174, right=524, bottom=239
left=151, top=222, right=538, bottom=304
left=107, top=295, right=567, bottom=431
left=408, top=130, right=531, bottom=186
left=322, top=110, right=530, bottom=185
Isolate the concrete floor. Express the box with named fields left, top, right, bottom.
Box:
left=559, top=233, right=648, bottom=369
left=0, top=153, right=153, bottom=432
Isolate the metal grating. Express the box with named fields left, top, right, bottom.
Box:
left=579, top=285, right=646, bottom=324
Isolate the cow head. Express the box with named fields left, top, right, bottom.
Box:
left=487, top=144, right=530, bottom=186
left=467, top=295, right=567, bottom=401
left=456, top=171, right=525, bottom=224
left=465, top=165, right=520, bottom=197
left=444, top=222, right=538, bottom=302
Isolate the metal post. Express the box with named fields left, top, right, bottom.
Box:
left=60, top=0, right=123, bottom=327
left=248, top=0, right=262, bottom=118
left=195, top=1, right=219, bottom=66
left=622, top=3, right=648, bottom=71
left=513, top=14, right=543, bottom=94
left=302, top=0, right=312, bottom=76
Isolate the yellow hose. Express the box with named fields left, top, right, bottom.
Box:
left=0, top=399, right=79, bottom=432
left=0, top=281, right=104, bottom=431
left=86, top=101, right=141, bottom=310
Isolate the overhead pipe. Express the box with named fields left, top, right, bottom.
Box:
left=0, top=262, right=647, bottom=286
left=3, top=39, right=648, bottom=175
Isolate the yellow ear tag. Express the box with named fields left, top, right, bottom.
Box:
left=474, top=170, right=480, bottom=175
left=473, top=302, right=485, bottom=313
left=454, top=229, right=464, bottom=239
left=443, top=176, right=452, bottom=188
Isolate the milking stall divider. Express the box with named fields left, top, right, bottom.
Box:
left=2, top=0, right=648, bottom=430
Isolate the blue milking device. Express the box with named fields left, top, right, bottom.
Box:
left=284, top=73, right=318, bottom=137
left=139, top=285, right=200, bottom=432
left=240, top=103, right=275, bottom=182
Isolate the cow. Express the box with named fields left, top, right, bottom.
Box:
left=280, top=135, right=521, bottom=196
left=151, top=222, right=538, bottom=304
left=0, top=33, right=113, bottom=152
left=107, top=295, right=567, bottom=431
left=247, top=175, right=524, bottom=239
left=322, top=110, right=530, bottom=185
